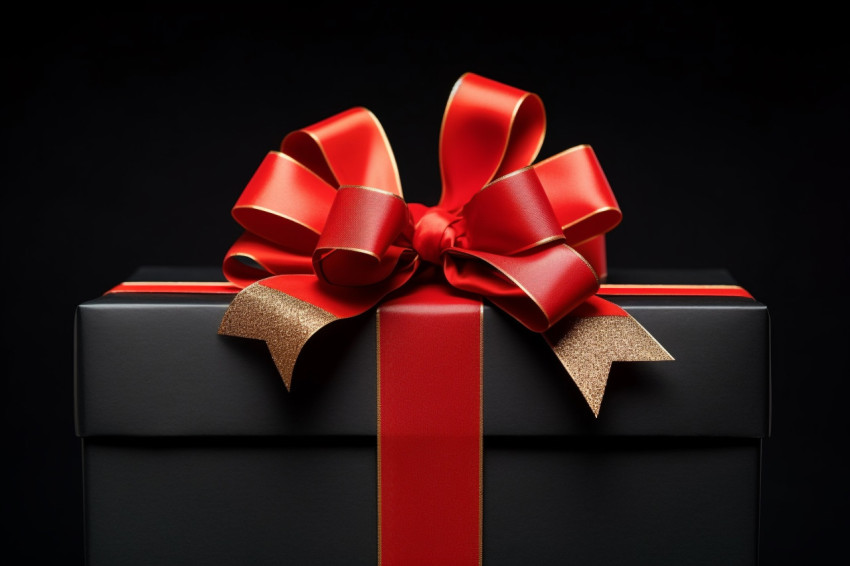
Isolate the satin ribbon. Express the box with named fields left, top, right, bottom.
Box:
left=109, top=281, right=754, bottom=299
left=218, top=72, right=672, bottom=415
left=216, top=74, right=674, bottom=564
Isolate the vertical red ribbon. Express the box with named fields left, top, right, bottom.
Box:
left=378, top=282, right=483, bottom=566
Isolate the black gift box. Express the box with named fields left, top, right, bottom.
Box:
left=74, top=266, right=770, bottom=566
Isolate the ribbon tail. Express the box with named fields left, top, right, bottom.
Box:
left=218, top=282, right=339, bottom=389
left=219, top=270, right=415, bottom=389
left=543, top=296, right=674, bottom=417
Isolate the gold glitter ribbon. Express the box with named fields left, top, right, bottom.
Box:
left=218, top=282, right=338, bottom=389
left=545, top=314, right=674, bottom=416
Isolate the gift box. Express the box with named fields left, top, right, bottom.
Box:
left=74, top=73, right=771, bottom=565
left=74, top=266, right=769, bottom=565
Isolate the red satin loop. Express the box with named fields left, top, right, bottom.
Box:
left=534, top=146, right=621, bottom=244
left=222, top=72, right=622, bottom=334
left=313, top=186, right=415, bottom=286
left=435, top=167, right=600, bottom=331
left=439, top=73, right=546, bottom=211
left=222, top=109, right=405, bottom=290
left=460, top=168, right=564, bottom=254
left=223, top=232, right=316, bottom=288
left=232, top=151, right=335, bottom=249
left=281, top=107, right=403, bottom=194
left=574, top=236, right=608, bottom=282
left=443, top=244, right=599, bottom=332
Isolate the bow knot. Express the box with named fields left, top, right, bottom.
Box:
left=410, top=204, right=460, bottom=265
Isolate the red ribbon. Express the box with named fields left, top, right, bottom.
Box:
left=216, top=73, right=672, bottom=565
left=378, top=282, right=483, bottom=565
left=108, top=282, right=753, bottom=300
left=222, top=72, right=622, bottom=341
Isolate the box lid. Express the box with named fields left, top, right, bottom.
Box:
left=74, top=267, right=770, bottom=438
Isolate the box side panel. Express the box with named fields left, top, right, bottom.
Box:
left=75, top=296, right=378, bottom=437
left=484, top=437, right=761, bottom=566
left=82, top=438, right=760, bottom=566
left=484, top=298, right=770, bottom=437
left=83, top=439, right=378, bottom=566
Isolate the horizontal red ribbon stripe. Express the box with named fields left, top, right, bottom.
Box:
left=106, top=281, right=754, bottom=299
left=598, top=284, right=753, bottom=299
left=106, top=281, right=244, bottom=294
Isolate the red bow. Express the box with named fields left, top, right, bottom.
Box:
left=219, top=72, right=671, bottom=416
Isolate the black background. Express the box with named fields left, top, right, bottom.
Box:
left=4, top=4, right=848, bottom=565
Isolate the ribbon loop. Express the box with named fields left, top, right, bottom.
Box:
left=231, top=151, right=336, bottom=249
left=281, top=107, right=403, bottom=194
left=443, top=243, right=599, bottom=333
left=223, top=231, right=315, bottom=288
left=439, top=73, right=546, bottom=211
left=533, top=145, right=622, bottom=246
left=461, top=167, right=564, bottom=254
left=313, top=185, right=413, bottom=286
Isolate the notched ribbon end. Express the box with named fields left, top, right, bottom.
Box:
left=545, top=313, right=674, bottom=417
left=218, top=282, right=339, bottom=390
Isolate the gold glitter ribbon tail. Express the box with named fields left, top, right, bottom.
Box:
left=218, top=282, right=339, bottom=389
left=544, top=314, right=674, bottom=417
